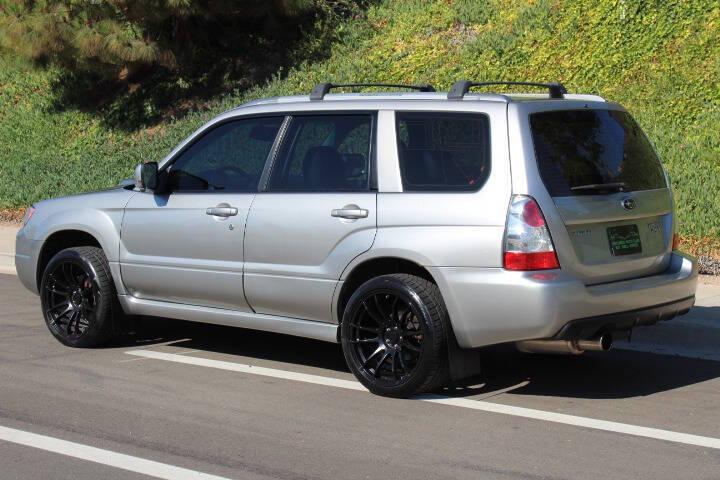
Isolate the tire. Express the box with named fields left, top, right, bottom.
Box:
left=40, top=246, right=119, bottom=348
left=340, top=273, right=449, bottom=398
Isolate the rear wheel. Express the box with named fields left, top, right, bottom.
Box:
left=40, top=246, right=119, bottom=348
left=340, top=274, right=449, bottom=397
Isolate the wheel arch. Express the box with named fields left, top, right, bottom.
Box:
left=335, top=255, right=438, bottom=330
left=335, top=254, right=483, bottom=387
left=36, top=230, right=104, bottom=289
left=26, top=198, right=127, bottom=294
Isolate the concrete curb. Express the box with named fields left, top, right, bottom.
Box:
left=0, top=224, right=18, bottom=276
left=0, top=252, right=14, bottom=275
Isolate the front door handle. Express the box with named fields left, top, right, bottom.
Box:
left=206, top=206, right=238, bottom=217
left=331, top=205, right=368, bottom=220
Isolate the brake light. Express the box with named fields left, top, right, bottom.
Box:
left=503, top=195, right=560, bottom=271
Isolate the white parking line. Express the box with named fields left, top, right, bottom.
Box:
left=117, top=348, right=203, bottom=363
left=126, top=349, right=720, bottom=451
left=0, top=425, right=233, bottom=480
left=127, top=348, right=365, bottom=391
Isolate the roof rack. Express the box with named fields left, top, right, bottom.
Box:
left=310, top=82, right=436, bottom=101
left=448, top=80, right=567, bottom=100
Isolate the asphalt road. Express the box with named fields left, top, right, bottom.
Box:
left=1, top=273, right=719, bottom=480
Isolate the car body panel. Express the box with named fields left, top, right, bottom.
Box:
left=428, top=251, right=697, bottom=348
left=119, top=191, right=255, bottom=311
left=507, top=100, right=675, bottom=284
left=375, top=103, right=510, bottom=267
left=244, top=192, right=377, bottom=322
left=118, top=294, right=337, bottom=342
left=15, top=188, right=135, bottom=294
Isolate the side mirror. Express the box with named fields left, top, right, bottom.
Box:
left=134, top=163, right=143, bottom=189
left=136, top=162, right=159, bottom=191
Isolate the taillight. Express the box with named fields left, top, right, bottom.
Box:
left=503, top=195, right=560, bottom=271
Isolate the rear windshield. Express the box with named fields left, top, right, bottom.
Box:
left=530, top=110, right=666, bottom=196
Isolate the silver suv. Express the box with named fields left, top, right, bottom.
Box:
left=15, top=81, right=698, bottom=397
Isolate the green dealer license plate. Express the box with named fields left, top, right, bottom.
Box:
left=607, top=224, right=642, bottom=256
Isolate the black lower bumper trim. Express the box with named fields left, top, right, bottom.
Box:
left=553, top=296, right=696, bottom=340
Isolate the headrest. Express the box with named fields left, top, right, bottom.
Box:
left=303, top=146, right=344, bottom=188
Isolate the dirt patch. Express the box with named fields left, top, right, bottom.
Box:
left=0, top=209, right=24, bottom=224
left=678, top=235, right=720, bottom=276
left=679, top=235, right=720, bottom=259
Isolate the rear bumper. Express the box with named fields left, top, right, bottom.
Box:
left=552, top=295, right=695, bottom=340
left=428, top=252, right=698, bottom=349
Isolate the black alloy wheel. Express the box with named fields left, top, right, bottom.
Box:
left=40, top=246, right=117, bottom=347
left=341, top=274, right=449, bottom=397
left=43, top=260, right=95, bottom=338
left=347, top=291, right=424, bottom=382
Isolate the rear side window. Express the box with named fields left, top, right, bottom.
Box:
left=530, top=109, right=666, bottom=196
left=396, top=112, right=491, bottom=192
left=268, top=114, right=372, bottom=191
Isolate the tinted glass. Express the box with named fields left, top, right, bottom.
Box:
left=396, top=112, right=490, bottom=191
left=269, top=115, right=372, bottom=191
left=166, top=117, right=283, bottom=192
left=530, top=109, right=666, bottom=196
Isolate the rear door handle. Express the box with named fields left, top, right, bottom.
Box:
left=206, top=206, right=238, bottom=217
left=331, top=205, right=368, bottom=220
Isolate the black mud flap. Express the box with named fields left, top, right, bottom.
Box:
left=446, top=326, right=483, bottom=385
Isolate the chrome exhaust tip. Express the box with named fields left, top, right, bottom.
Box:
left=576, top=333, right=613, bottom=352
left=516, top=333, right=613, bottom=355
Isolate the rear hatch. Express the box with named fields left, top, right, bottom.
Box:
left=529, top=108, right=673, bottom=284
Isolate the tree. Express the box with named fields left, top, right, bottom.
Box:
left=0, top=1, right=317, bottom=78
left=0, top=1, right=350, bottom=125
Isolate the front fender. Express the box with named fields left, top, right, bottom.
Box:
left=21, top=189, right=135, bottom=294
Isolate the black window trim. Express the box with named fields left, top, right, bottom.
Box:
left=260, top=111, right=378, bottom=194
left=394, top=111, right=492, bottom=194
left=157, top=113, right=289, bottom=195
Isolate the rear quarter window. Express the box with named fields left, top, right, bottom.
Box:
left=396, top=112, right=491, bottom=192
left=530, top=109, right=666, bottom=196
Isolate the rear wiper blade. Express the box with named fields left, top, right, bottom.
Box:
left=570, top=182, right=626, bottom=192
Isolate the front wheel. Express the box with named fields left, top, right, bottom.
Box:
left=40, top=246, right=119, bottom=348
left=340, top=274, right=449, bottom=397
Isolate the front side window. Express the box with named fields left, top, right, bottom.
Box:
left=166, top=117, right=283, bottom=192
left=396, top=112, right=491, bottom=192
left=268, top=114, right=372, bottom=191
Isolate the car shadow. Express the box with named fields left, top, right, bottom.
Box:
left=467, top=344, right=720, bottom=400
left=672, top=304, right=720, bottom=324
left=122, top=316, right=350, bottom=373
left=122, top=315, right=720, bottom=401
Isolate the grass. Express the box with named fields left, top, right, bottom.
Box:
left=1, top=0, right=719, bottom=245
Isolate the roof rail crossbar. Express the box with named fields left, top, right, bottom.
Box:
left=310, top=82, right=436, bottom=101
left=448, top=80, right=567, bottom=100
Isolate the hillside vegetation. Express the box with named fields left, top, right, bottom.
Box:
left=1, top=0, right=719, bottom=245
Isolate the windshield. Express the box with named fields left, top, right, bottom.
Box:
left=530, top=109, right=666, bottom=196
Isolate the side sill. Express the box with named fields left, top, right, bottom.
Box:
left=118, top=295, right=339, bottom=343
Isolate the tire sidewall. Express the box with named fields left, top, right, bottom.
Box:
left=341, top=275, right=442, bottom=397
left=40, top=248, right=110, bottom=348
